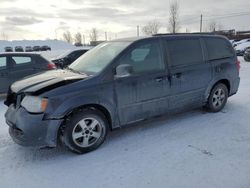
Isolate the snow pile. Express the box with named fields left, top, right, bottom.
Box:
left=0, top=57, right=250, bottom=188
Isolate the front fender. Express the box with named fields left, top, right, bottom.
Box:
left=45, top=94, right=118, bottom=128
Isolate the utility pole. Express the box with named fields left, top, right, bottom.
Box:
left=200, top=14, right=203, bottom=33
left=105, top=32, right=107, bottom=41
left=82, top=34, right=85, bottom=46
left=137, top=25, right=139, bottom=37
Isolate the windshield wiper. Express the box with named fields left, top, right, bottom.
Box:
left=66, top=67, right=85, bottom=75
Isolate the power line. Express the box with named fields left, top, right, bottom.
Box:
left=180, top=11, right=250, bottom=25
left=203, top=12, right=250, bottom=21
left=204, top=11, right=250, bottom=18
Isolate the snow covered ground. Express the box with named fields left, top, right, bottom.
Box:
left=0, top=57, right=250, bottom=188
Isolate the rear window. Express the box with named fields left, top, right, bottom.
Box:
left=167, top=38, right=203, bottom=67
left=204, top=38, right=234, bottom=60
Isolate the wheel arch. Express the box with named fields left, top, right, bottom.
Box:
left=213, top=79, right=230, bottom=93
left=204, top=78, right=231, bottom=103
left=63, top=103, right=113, bottom=129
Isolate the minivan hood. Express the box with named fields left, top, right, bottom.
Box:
left=11, top=69, right=88, bottom=94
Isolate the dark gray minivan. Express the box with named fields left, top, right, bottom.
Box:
left=4, top=34, right=240, bottom=154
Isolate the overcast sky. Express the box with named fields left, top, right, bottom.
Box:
left=0, top=0, right=249, bottom=41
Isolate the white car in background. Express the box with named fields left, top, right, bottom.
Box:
left=233, top=38, right=250, bottom=47
left=235, top=41, right=250, bottom=56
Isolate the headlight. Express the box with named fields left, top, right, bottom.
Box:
left=21, top=96, right=48, bottom=113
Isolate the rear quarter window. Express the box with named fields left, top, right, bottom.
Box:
left=12, top=56, right=32, bottom=66
left=167, top=38, right=203, bottom=67
left=204, top=37, right=234, bottom=60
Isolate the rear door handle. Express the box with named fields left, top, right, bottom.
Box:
left=155, top=77, right=164, bottom=82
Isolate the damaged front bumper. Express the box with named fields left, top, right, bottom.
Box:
left=5, top=104, right=63, bottom=148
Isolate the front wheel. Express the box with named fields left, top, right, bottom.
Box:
left=62, top=109, right=108, bottom=154
left=206, top=83, right=228, bottom=112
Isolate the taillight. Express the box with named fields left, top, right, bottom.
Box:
left=47, top=63, right=56, bottom=70
left=236, top=59, right=240, bottom=72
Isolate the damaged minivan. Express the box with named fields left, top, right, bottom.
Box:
left=4, top=34, right=240, bottom=154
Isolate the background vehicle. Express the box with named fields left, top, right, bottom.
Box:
left=40, top=45, right=51, bottom=51
left=4, top=34, right=240, bottom=154
left=244, top=48, right=250, bottom=62
left=52, top=48, right=90, bottom=68
left=25, top=46, right=33, bottom=52
left=33, top=46, right=41, bottom=51
left=15, top=46, right=24, bottom=52
left=4, top=47, right=13, bottom=52
left=0, top=52, right=56, bottom=93
left=235, top=42, right=250, bottom=56
left=74, top=42, right=83, bottom=47
left=233, top=38, right=250, bottom=47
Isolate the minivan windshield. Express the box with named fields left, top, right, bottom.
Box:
left=69, top=42, right=131, bottom=74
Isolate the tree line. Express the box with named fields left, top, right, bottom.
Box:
left=61, top=0, right=224, bottom=44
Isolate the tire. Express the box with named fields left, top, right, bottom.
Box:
left=244, top=56, right=250, bottom=62
left=62, top=108, right=108, bottom=154
left=206, top=83, right=228, bottom=113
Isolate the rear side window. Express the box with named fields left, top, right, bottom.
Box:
left=204, top=38, right=234, bottom=60
left=167, top=39, right=203, bottom=67
left=11, top=56, right=32, bottom=66
left=0, top=57, right=7, bottom=70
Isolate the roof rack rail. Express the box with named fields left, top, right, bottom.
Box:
left=153, top=32, right=217, bottom=36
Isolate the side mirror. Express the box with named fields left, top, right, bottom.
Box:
left=115, top=64, right=133, bottom=78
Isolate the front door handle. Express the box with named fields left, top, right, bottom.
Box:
left=171, top=73, right=182, bottom=79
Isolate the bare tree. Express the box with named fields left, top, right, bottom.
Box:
left=89, top=28, right=99, bottom=42
left=1, top=32, right=8, bottom=40
left=208, top=21, right=216, bottom=32
left=168, top=0, right=180, bottom=33
left=62, top=31, right=72, bottom=43
left=74, top=32, right=82, bottom=44
left=207, top=21, right=224, bottom=32
left=142, top=20, right=161, bottom=36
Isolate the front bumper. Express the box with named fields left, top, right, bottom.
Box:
left=5, top=104, right=63, bottom=148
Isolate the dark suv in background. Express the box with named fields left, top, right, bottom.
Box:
left=4, top=34, right=240, bottom=154
left=52, top=48, right=90, bottom=68
left=4, top=47, right=13, bottom=52
left=15, top=46, right=24, bottom=52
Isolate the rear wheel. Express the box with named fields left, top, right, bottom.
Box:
left=62, top=109, right=108, bottom=154
left=206, top=83, right=228, bottom=112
